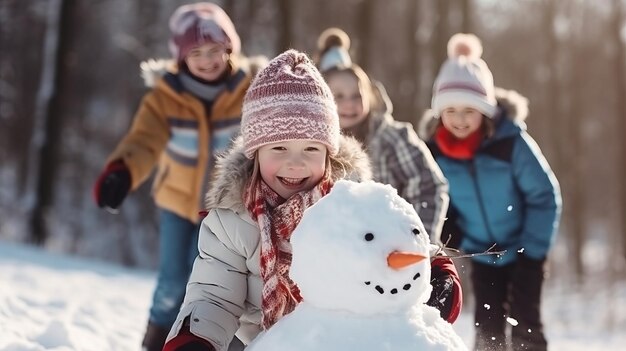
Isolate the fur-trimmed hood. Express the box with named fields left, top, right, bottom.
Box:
left=139, top=55, right=269, bottom=88
left=417, top=87, right=529, bottom=141
left=205, top=135, right=372, bottom=211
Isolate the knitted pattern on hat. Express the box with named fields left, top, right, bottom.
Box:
left=431, top=33, right=497, bottom=118
left=168, top=2, right=241, bottom=63
left=241, top=49, right=340, bottom=158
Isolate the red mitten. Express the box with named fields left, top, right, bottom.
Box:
left=426, top=256, right=463, bottom=323
left=162, top=325, right=215, bottom=351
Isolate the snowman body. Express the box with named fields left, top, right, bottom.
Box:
left=247, top=180, right=467, bottom=351
left=247, top=302, right=464, bottom=351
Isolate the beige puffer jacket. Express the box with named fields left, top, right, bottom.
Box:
left=166, top=136, right=372, bottom=350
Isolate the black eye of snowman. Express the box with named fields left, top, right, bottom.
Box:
left=364, top=233, right=374, bottom=241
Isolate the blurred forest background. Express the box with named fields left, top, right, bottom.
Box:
left=1, top=0, right=625, bottom=287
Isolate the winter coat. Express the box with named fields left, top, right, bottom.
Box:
left=106, top=56, right=265, bottom=223
left=419, top=88, right=561, bottom=266
left=165, top=136, right=372, bottom=351
left=363, top=82, right=449, bottom=242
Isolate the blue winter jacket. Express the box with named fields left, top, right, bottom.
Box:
left=419, top=89, right=562, bottom=266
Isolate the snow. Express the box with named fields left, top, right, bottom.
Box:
left=1, top=210, right=626, bottom=350
left=0, top=242, right=154, bottom=351
left=2, top=243, right=626, bottom=350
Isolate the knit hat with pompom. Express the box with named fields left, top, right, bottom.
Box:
left=168, top=2, right=241, bottom=64
left=316, top=27, right=353, bottom=72
left=241, top=49, right=340, bottom=159
left=431, top=33, right=496, bottom=118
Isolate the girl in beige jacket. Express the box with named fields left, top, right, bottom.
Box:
left=164, top=50, right=371, bottom=351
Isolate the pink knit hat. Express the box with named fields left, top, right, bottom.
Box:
left=241, top=49, right=340, bottom=159
left=168, top=2, right=241, bottom=64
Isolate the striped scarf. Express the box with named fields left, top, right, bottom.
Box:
left=245, top=178, right=332, bottom=329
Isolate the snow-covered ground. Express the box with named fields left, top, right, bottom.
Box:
left=1, top=240, right=625, bottom=350
left=0, top=242, right=154, bottom=351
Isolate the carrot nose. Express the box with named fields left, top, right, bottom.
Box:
left=387, top=251, right=426, bottom=270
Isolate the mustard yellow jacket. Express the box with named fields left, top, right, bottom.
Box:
left=107, top=57, right=262, bottom=222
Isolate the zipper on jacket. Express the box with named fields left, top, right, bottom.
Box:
left=468, top=160, right=497, bottom=244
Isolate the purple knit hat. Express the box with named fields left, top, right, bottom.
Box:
left=241, top=49, right=340, bottom=159
left=168, top=2, right=241, bottom=64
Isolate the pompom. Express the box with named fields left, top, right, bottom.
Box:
left=317, top=27, right=351, bottom=52
left=447, top=33, right=483, bottom=60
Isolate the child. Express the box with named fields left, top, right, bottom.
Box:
left=315, top=28, right=461, bottom=324
left=162, top=50, right=371, bottom=351
left=419, top=33, right=562, bottom=351
left=92, top=3, right=264, bottom=350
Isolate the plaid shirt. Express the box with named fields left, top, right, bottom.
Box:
left=366, top=113, right=449, bottom=242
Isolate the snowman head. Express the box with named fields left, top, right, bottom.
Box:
left=289, top=180, right=432, bottom=315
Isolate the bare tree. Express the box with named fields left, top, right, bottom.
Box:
left=243, top=0, right=259, bottom=45
left=222, top=0, right=235, bottom=19
left=134, top=0, right=161, bottom=56
left=277, top=0, right=292, bottom=52
left=1, top=1, right=46, bottom=197
left=563, top=0, right=587, bottom=284
left=355, top=0, right=374, bottom=71
left=460, top=0, right=472, bottom=33
left=26, top=0, right=75, bottom=245
left=538, top=0, right=584, bottom=279
left=407, top=0, right=420, bottom=122
left=432, top=0, right=450, bottom=74
left=612, top=0, right=626, bottom=262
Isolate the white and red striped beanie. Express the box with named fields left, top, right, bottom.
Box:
left=241, top=49, right=340, bottom=159
left=168, top=2, right=241, bottom=64
left=432, top=33, right=497, bottom=118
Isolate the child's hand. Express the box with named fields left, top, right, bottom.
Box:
left=426, top=256, right=462, bottom=323
left=93, top=160, right=131, bottom=211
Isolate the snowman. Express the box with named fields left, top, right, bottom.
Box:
left=247, top=180, right=467, bottom=351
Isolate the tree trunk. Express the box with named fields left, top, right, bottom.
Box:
left=223, top=0, right=235, bottom=20
left=276, top=0, right=292, bottom=52
left=4, top=0, right=45, bottom=198
left=27, top=0, right=75, bottom=245
left=565, top=14, right=585, bottom=287
left=356, top=0, right=374, bottom=71
left=244, top=0, right=258, bottom=45
left=407, top=0, right=420, bottom=122
left=134, top=0, right=161, bottom=57
left=432, top=0, right=450, bottom=75
left=612, top=0, right=626, bottom=263
left=460, top=0, right=472, bottom=33
left=540, top=0, right=585, bottom=281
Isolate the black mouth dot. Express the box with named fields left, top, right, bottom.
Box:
left=375, top=285, right=384, bottom=294
left=364, top=281, right=371, bottom=285
left=390, top=288, right=398, bottom=294
left=403, top=284, right=411, bottom=290
left=413, top=273, right=421, bottom=280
